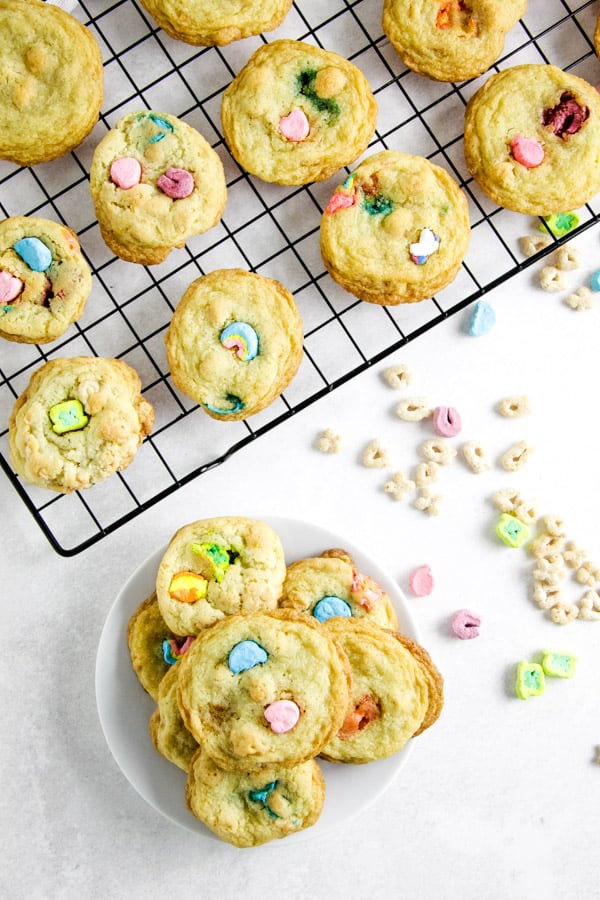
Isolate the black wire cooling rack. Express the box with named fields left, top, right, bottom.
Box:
left=1, top=0, right=599, bottom=555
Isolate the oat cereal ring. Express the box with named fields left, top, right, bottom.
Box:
left=414, top=487, right=442, bottom=516
left=361, top=439, right=391, bottom=468
left=555, top=244, right=581, bottom=271
left=497, top=395, right=531, bottom=418
left=539, top=266, right=567, bottom=292
left=563, top=541, right=587, bottom=569
left=461, top=440, right=491, bottom=474
left=316, top=428, right=341, bottom=453
left=421, top=439, right=456, bottom=465
left=533, top=558, right=566, bottom=587
left=414, top=461, right=440, bottom=487
left=578, top=590, right=600, bottom=620
left=492, top=487, right=523, bottom=513
left=500, top=440, right=533, bottom=472
left=383, top=364, right=413, bottom=389
left=532, top=583, right=563, bottom=610
left=528, top=533, right=564, bottom=559
left=518, top=234, right=552, bottom=257
left=384, top=471, right=416, bottom=501
left=574, top=562, right=600, bottom=587
left=549, top=602, right=579, bottom=625
left=566, top=287, right=594, bottom=310
left=395, top=397, right=432, bottom=421
left=514, top=498, right=539, bottom=526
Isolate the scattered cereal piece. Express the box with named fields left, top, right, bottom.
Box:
left=492, top=488, right=523, bottom=513
left=539, top=265, right=567, bottom=292
left=541, top=650, right=577, bottom=678
left=532, top=583, right=563, bottom=610
left=528, top=533, right=564, bottom=559
left=515, top=661, right=545, bottom=699
left=566, top=286, right=594, bottom=310
left=395, top=397, right=432, bottom=421
left=496, top=512, right=530, bottom=548
left=382, top=364, right=413, bottom=389
left=408, top=564, right=434, bottom=597
left=316, top=428, right=341, bottom=453
left=432, top=406, right=461, bottom=437
left=563, top=541, right=587, bottom=569
left=461, top=440, right=490, bottom=473
left=468, top=300, right=496, bottom=336
left=414, top=460, right=440, bottom=487
left=555, top=244, right=581, bottom=271
left=414, top=487, right=442, bottom=516
left=533, top=557, right=566, bottom=587
left=361, top=439, right=390, bottom=468
left=590, top=270, right=600, bottom=292
left=542, top=515, right=567, bottom=538
left=498, top=395, right=531, bottom=418
left=384, top=471, right=415, bottom=501
left=578, top=590, right=600, bottom=620
left=514, top=498, right=538, bottom=526
left=574, top=561, right=600, bottom=587
left=451, top=609, right=481, bottom=639
left=549, top=602, right=579, bottom=625
left=540, top=212, right=579, bottom=238
left=422, top=439, right=456, bottom=466
left=519, top=233, right=552, bottom=257
left=500, top=440, right=533, bottom=472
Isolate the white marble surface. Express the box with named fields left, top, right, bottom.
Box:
left=4, top=226, right=600, bottom=900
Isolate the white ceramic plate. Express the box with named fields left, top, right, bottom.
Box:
left=95, top=516, right=420, bottom=842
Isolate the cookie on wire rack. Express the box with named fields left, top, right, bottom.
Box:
left=138, top=0, right=293, bottom=46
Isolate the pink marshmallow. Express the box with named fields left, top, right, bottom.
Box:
left=510, top=135, right=545, bottom=169
left=408, top=564, right=434, bottom=597
left=432, top=405, right=462, bottom=437
left=264, top=699, right=300, bottom=733
left=279, top=109, right=310, bottom=142
left=110, top=156, right=142, bottom=189
left=0, top=270, right=24, bottom=304
left=325, top=191, right=356, bottom=214
left=451, top=609, right=481, bottom=639
left=157, top=167, right=195, bottom=199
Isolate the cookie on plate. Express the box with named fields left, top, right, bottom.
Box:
left=221, top=39, right=377, bottom=185
left=156, top=517, right=287, bottom=636
left=382, top=0, right=526, bottom=83
left=177, top=609, right=352, bottom=771
left=464, top=64, right=600, bottom=215
left=89, top=110, right=226, bottom=265
left=280, top=548, right=398, bottom=629
left=8, top=356, right=154, bottom=493
left=0, top=216, right=92, bottom=344
left=127, top=592, right=195, bottom=701
left=138, top=0, right=293, bottom=46
left=186, top=746, right=325, bottom=847
left=320, top=150, right=470, bottom=305
left=149, top=665, right=199, bottom=771
left=320, top=618, right=443, bottom=764
left=165, top=268, right=303, bottom=421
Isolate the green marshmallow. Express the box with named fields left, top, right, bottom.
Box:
left=48, top=399, right=89, bottom=435
left=541, top=651, right=577, bottom=679
left=515, top=661, right=545, bottom=700
left=496, top=513, right=530, bottom=548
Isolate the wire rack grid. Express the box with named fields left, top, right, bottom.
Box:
left=1, top=0, right=599, bottom=555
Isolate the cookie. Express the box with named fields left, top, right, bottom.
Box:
left=280, top=548, right=399, bottom=629
left=185, top=747, right=325, bottom=847
left=156, top=517, right=287, bottom=636
left=176, top=609, right=352, bottom=771
left=127, top=592, right=194, bottom=701
left=0, top=0, right=103, bottom=166
left=138, top=0, right=293, bottom=46
left=8, top=356, right=154, bottom=493
left=382, top=0, right=526, bottom=83
left=0, top=216, right=92, bottom=344
left=464, top=64, right=600, bottom=215
left=320, top=618, right=443, bottom=764
left=89, top=110, right=226, bottom=265
left=320, top=149, right=470, bottom=305
left=165, top=268, right=303, bottom=421
left=221, top=39, right=377, bottom=185
left=149, top=665, right=199, bottom=771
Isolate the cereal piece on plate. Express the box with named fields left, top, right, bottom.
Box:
left=539, top=266, right=568, bottom=292
left=500, top=440, right=533, bottom=471
left=519, top=234, right=552, bottom=257
left=384, top=470, right=416, bottom=501
left=362, top=438, right=391, bottom=468
left=395, top=397, right=432, bottom=421
left=555, top=244, right=581, bottom=271
left=566, top=287, right=594, bottom=310
left=316, top=428, right=341, bottom=453
left=563, top=541, right=587, bottom=569
left=549, top=602, right=579, bottom=625
left=532, top=583, right=563, bottom=610
left=498, top=395, right=531, bottom=417
left=461, top=440, right=491, bottom=473
left=414, top=460, right=440, bottom=486
left=574, top=561, right=600, bottom=587
left=528, top=532, right=564, bottom=559
left=421, top=438, right=457, bottom=465
left=578, top=590, right=600, bottom=620
left=383, top=363, right=413, bottom=389
left=414, top=487, right=442, bottom=515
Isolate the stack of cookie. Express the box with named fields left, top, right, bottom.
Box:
left=127, top=516, right=443, bottom=847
